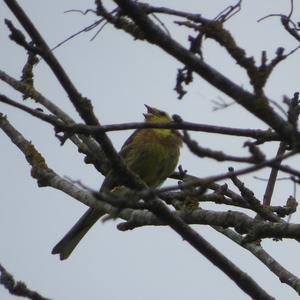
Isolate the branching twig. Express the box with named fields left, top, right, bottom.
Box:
left=109, top=0, right=298, bottom=150
left=0, top=81, right=280, bottom=143
left=181, top=130, right=261, bottom=163
left=4, top=0, right=147, bottom=191
left=213, top=227, right=300, bottom=294
left=3, top=1, right=300, bottom=299
left=0, top=69, right=110, bottom=174
left=158, top=150, right=297, bottom=196
left=1, top=90, right=273, bottom=300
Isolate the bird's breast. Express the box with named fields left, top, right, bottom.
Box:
left=124, top=129, right=181, bottom=188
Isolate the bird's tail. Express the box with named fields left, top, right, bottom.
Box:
left=52, top=208, right=105, bottom=260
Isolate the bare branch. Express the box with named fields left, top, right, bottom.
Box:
left=263, top=142, right=287, bottom=206
left=110, top=0, right=298, bottom=148
left=0, top=263, right=50, bottom=300
left=213, top=227, right=300, bottom=294
left=229, top=167, right=282, bottom=222
left=0, top=102, right=274, bottom=300
left=4, top=0, right=138, bottom=188
left=181, top=130, right=260, bottom=163
left=0, top=69, right=110, bottom=174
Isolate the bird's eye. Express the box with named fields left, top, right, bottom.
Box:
left=159, top=111, right=166, bottom=116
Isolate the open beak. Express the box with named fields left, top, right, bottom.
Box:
left=143, top=104, right=156, bottom=119
left=144, top=104, right=156, bottom=114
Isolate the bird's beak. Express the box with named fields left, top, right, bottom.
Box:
left=143, top=113, right=152, bottom=119
left=143, top=104, right=156, bottom=119
left=144, top=104, right=156, bottom=114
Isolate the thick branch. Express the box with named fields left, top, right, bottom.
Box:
left=112, top=0, right=297, bottom=148
left=214, top=227, right=300, bottom=294
left=4, top=0, right=144, bottom=191
left=142, top=195, right=275, bottom=300
left=0, top=113, right=274, bottom=300
left=0, top=69, right=110, bottom=174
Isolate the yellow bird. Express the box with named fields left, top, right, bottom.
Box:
left=52, top=105, right=182, bottom=260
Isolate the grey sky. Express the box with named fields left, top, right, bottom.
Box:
left=1, top=1, right=300, bottom=299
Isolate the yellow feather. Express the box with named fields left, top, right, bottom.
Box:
left=52, top=105, right=182, bottom=259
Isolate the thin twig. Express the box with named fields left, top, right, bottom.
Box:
left=0, top=90, right=280, bottom=141
left=4, top=0, right=147, bottom=191
left=213, top=227, right=300, bottom=294
left=0, top=69, right=110, bottom=174
left=0, top=263, right=50, bottom=300
left=0, top=108, right=274, bottom=300
left=108, top=0, right=298, bottom=148
left=181, top=130, right=259, bottom=163
left=157, top=150, right=297, bottom=195
left=263, top=142, right=286, bottom=206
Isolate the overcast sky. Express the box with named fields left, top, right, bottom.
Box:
left=1, top=1, right=300, bottom=299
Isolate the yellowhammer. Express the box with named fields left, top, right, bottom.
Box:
left=52, top=105, right=182, bottom=260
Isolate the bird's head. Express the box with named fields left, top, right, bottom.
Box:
left=143, top=104, right=173, bottom=123
left=143, top=104, right=182, bottom=146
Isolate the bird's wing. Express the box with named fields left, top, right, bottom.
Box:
left=119, top=129, right=140, bottom=158
left=100, top=129, right=141, bottom=191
